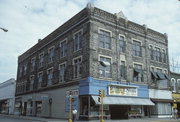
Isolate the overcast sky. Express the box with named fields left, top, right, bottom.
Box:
left=0, top=0, right=180, bottom=83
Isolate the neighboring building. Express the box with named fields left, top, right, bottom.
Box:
left=0, top=78, right=16, bottom=114
left=15, top=4, right=171, bottom=120
left=170, top=71, right=180, bottom=117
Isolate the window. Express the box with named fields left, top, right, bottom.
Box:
left=59, top=63, right=66, bottom=82
left=171, top=78, right=176, bottom=92
left=73, top=57, right=82, bottom=78
left=177, top=79, right=180, bottom=93
left=19, top=66, right=22, bottom=77
left=39, top=52, right=44, bottom=68
left=154, top=47, right=161, bottom=62
left=47, top=68, right=53, bottom=86
left=24, top=64, right=27, bottom=75
left=99, top=56, right=111, bottom=78
left=99, top=29, right=111, bottom=49
left=30, top=75, right=34, bottom=91
left=161, top=49, right=166, bottom=63
left=48, top=46, right=54, bottom=63
left=133, top=64, right=143, bottom=82
left=60, top=40, right=67, bottom=57
left=120, top=61, right=126, bottom=80
left=38, top=72, right=43, bottom=88
left=156, top=68, right=162, bottom=73
left=149, top=45, right=154, bottom=60
left=132, top=40, right=142, bottom=57
left=74, top=30, right=83, bottom=51
left=31, top=57, right=36, bottom=71
left=119, top=35, right=126, bottom=53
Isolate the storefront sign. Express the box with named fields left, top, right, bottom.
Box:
left=108, top=85, right=137, bottom=96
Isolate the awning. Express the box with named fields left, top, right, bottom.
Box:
left=92, top=96, right=154, bottom=106
left=164, top=74, right=171, bottom=80
left=151, top=71, right=158, bottom=79
left=134, top=69, right=143, bottom=74
left=156, top=72, right=166, bottom=80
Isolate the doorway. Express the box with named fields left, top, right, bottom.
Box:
left=110, top=105, right=128, bottom=119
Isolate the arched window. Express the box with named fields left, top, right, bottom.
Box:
left=171, top=78, right=176, bottom=92
left=177, top=79, right=180, bottom=93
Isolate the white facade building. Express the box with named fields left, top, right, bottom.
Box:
left=0, top=78, right=16, bottom=114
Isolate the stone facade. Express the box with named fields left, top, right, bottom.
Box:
left=15, top=4, right=171, bottom=119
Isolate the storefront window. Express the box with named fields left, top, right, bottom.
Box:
left=36, top=101, right=42, bottom=115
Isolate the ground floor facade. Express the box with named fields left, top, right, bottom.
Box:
left=0, top=98, right=14, bottom=114
left=15, top=77, right=173, bottom=120
left=149, top=89, right=173, bottom=118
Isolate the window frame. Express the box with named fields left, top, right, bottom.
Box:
left=60, top=39, right=67, bottom=58
left=47, top=67, right=53, bottom=86
left=73, top=29, right=83, bottom=52
left=98, top=28, right=112, bottom=50
left=39, top=52, right=44, bottom=68
left=73, top=56, right=82, bottom=79
left=119, top=34, right=126, bottom=53
left=132, top=39, right=142, bottom=57
left=98, top=55, right=112, bottom=78
left=58, top=62, right=67, bottom=82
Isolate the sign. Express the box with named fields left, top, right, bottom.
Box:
left=108, top=85, right=137, bottom=96
left=65, top=89, right=79, bottom=112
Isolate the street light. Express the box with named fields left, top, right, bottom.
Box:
left=0, top=27, right=8, bottom=32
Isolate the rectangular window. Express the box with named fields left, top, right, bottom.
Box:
left=132, top=40, right=142, bottom=57
left=133, top=64, right=143, bottom=82
left=47, top=68, right=53, bottom=86
left=154, top=47, right=161, bottom=62
left=149, top=45, right=154, bottom=60
left=99, top=29, right=111, bottom=49
left=48, top=46, right=54, bottom=63
left=39, top=52, right=44, bottom=68
left=59, top=63, right=66, bottom=82
left=74, top=30, right=82, bottom=51
left=60, top=40, right=67, bottom=58
left=120, top=61, right=126, bottom=80
left=73, top=57, right=82, bottom=79
left=23, top=64, right=27, bottom=75
left=161, top=49, right=166, bottom=63
left=19, top=66, right=22, bottom=77
left=30, top=75, right=34, bottom=91
left=38, top=72, right=43, bottom=88
left=119, top=36, right=126, bottom=53
left=99, top=56, right=112, bottom=78
left=31, top=57, right=36, bottom=71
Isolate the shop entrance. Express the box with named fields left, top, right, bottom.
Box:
left=110, top=105, right=128, bottom=119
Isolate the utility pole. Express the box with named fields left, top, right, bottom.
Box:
left=68, top=90, right=72, bottom=122
left=99, top=89, right=105, bottom=122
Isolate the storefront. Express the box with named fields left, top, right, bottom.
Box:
left=149, top=89, right=173, bottom=118
left=79, top=77, right=154, bottom=120
left=172, top=93, right=180, bottom=117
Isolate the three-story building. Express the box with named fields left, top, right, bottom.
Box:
left=15, top=4, right=171, bottom=120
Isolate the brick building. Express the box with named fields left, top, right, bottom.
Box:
left=15, top=4, right=172, bottom=120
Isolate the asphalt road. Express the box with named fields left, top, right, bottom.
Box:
left=0, top=116, right=43, bottom=122
left=0, top=115, right=179, bottom=122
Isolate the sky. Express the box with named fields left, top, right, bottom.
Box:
left=0, top=0, right=180, bottom=83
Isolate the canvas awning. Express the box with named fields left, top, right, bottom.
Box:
left=92, top=96, right=154, bottom=106
left=156, top=72, right=166, bottom=80
left=151, top=71, right=158, bottom=79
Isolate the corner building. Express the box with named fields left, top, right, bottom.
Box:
left=15, top=4, right=171, bottom=120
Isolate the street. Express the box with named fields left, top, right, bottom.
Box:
left=0, top=115, right=180, bottom=122
left=0, top=116, right=42, bottom=122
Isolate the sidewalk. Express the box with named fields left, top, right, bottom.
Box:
left=0, top=114, right=179, bottom=122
